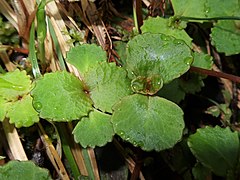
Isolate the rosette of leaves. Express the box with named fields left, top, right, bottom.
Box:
left=32, top=32, right=194, bottom=151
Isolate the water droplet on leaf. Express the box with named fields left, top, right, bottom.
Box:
left=184, top=57, right=193, bottom=65
left=33, top=102, right=42, bottom=111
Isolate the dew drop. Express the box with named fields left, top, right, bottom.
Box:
left=173, top=39, right=183, bottom=45
left=184, top=57, right=193, bottom=65
left=0, top=78, right=24, bottom=90
left=33, top=102, right=42, bottom=111
left=160, top=34, right=171, bottom=41
left=119, top=131, right=125, bottom=136
left=138, top=141, right=144, bottom=147
left=132, top=141, right=138, bottom=146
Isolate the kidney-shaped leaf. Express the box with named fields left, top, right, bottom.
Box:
left=31, top=71, right=93, bottom=121
left=188, top=126, right=239, bottom=177
left=67, top=44, right=106, bottom=76
left=141, top=16, right=192, bottom=47
left=211, top=20, right=240, bottom=56
left=7, top=94, right=39, bottom=128
left=172, top=0, right=239, bottom=19
left=0, top=69, right=32, bottom=101
left=84, top=62, right=132, bottom=113
left=0, top=160, right=51, bottom=180
left=126, top=33, right=193, bottom=86
left=73, top=109, right=114, bottom=148
left=111, top=94, right=185, bottom=151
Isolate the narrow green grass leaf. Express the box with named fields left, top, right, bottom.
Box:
left=29, top=22, right=41, bottom=79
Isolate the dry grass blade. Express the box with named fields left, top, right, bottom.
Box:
left=38, top=123, right=70, bottom=180
left=0, top=49, right=27, bottom=161
left=0, top=50, right=16, bottom=71
left=113, top=139, right=145, bottom=180
left=87, top=148, right=100, bottom=180
left=10, top=0, right=34, bottom=41
left=0, top=0, right=18, bottom=31
left=2, top=119, right=28, bottom=161
left=46, top=0, right=72, bottom=58
left=80, top=0, right=112, bottom=51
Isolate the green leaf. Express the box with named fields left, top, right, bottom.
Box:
left=192, top=52, right=213, bottom=69
left=0, top=160, right=51, bottom=180
left=171, top=0, right=206, bottom=19
left=157, top=79, right=186, bottom=104
left=0, top=98, right=9, bottom=121
left=141, top=16, right=192, bottom=47
left=192, top=162, right=212, bottom=180
left=0, top=69, right=32, bottom=101
left=126, top=33, right=193, bottom=89
left=73, top=109, right=114, bottom=148
left=188, top=126, right=239, bottom=177
left=31, top=71, right=93, bottom=121
left=67, top=44, right=107, bottom=75
left=211, top=20, right=240, bottom=55
left=7, top=94, right=39, bottom=128
left=172, top=0, right=240, bottom=19
left=84, top=62, right=132, bottom=113
left=111, top=94, right=185, bottom=151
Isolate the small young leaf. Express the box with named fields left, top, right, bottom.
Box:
left=111, top=94, right=185, bottom=151
left=31, top=71, right=93, bottom=121
left=157, top=79, right=186, bottom=104
left=188, top=126, right=239, bottom=177
left=192, top=162, right=212, bottom=180
left=141, top=16, right=192, bottom=47
left=7, top=94, right=39, bottom=128
left=191, top=52, right=213, bottom=70
left=0, top=69, right=32, bottom=101
left=84, top=62, right=132, bottom=113
left=211, top=20, right=240, bottom=55
left=126, top=33, right=193, bottom=86
left=67, top=44, right=107, bottom=75
left=0, top=160, right=51, bottom=180
left=73, top=109, right=114, bottom=148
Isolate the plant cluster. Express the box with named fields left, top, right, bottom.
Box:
left=0, top=0, right=240, bottom=179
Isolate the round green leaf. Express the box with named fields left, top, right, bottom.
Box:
left=188, top=126, right=239, bottom=177
left=0, top=69, right=32, bottom=101
left=126, top=33, right=193, bottom=86
left=141, top=16, right=192, bottom=47
left=67, top=44, right=107, bottom=75
left=172, top=0, right=239, bottom=20
left=0, top=160, right=51, bottom=180
left=211, top=20, right=240, bottom=55
left=0, top=98, right=9, bottom=121
left=7, top=94, right=39, bottom=128
left=31, top=71, right=93, bottom=121
left=111, top=94, right=185, bottom=151
left=73, top=109, right=114, bottom=148
left=84, top=62, right=132, bottom=113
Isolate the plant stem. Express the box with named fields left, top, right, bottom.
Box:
left=133, top=0, right=143, bottom=33
left=190, top=66, right=240, bottom=83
